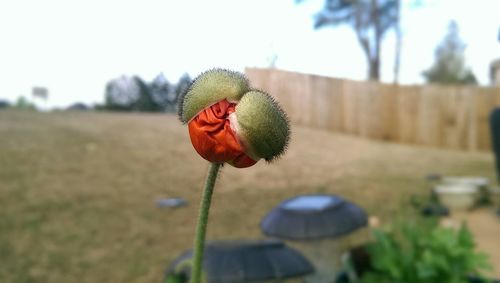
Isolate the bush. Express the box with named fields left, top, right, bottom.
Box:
left=0, top=99, right=10, bottom=109
left=359, top=219, right=491, bottom=283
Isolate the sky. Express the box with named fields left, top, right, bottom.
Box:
left=0, top=0, right=499, bottom=108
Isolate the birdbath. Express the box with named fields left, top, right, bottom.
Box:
left=165, top=239, right=314, bottom=283
left=260, top=194, right=368, bottom=283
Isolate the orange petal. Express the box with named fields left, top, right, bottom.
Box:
left=188, top=99, right=257, bottom=168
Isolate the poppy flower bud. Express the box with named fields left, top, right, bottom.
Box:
left=234, top=90, right=290, bottom=161
left=179, top=69, right=290, bottom=168
left=178, top=69, right=250, bottom=123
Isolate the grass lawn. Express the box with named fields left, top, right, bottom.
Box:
left=0, top=110, right=496, bottom=282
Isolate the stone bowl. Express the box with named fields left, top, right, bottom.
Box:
left=434, top=184, right=479, bottom=211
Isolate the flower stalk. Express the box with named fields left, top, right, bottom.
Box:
left=190, top=162, right=221, bottom=283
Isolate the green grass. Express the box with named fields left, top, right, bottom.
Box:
left=0, top=110, right=496, bottom=282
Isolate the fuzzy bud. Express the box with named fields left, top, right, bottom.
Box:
left=179, top=69, right=290, bottom=168
left=234, top=90, right=290, bottom=161
left=178, top=69, right=249, bottom=123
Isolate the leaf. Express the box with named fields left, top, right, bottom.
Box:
left=359, top=217, right=492, bottom=282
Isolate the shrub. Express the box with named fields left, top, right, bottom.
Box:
left=359, top=219, right=491, bottom=283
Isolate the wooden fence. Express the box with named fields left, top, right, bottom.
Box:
left=245, top=67, right=500, bottom=151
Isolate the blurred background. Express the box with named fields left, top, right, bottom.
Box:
left=1, top=0, right=500, bottom=283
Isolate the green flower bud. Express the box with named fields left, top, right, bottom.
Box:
left=178, top=69, right=250, bottom=123
left=234, top=90, right=290, bottom=161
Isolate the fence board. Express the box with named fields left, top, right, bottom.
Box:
left=246, top=67, right=499, bottom=152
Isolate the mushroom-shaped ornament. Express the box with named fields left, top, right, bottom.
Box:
left=165, top=239, right=313, bottom=283
left=261, top=194, right=369, bottom=283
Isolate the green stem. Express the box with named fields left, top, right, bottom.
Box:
left=190, top=163, right=221, bottom=283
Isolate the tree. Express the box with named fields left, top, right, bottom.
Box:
left=304, top=0, right=399, bottom=81
left=105, top=76, right=139, bottom=111
left=14, top=96, right=36, bottom=110
left=149, top=73, right=171, bottom=111
left=104, top=75, right=163, bottom=112
left=0, top=99, right=10, bottom=109
left=174, top=73, right=191, bottom=99
left=169, top=73, right=191, bottom=113
left=132, top=76, right=163, bottom=112
left=103, top=73, right=192, bottom=112
left=392, top=0, right=401, bottom=83
left=423, top=21, right=477, bottom=85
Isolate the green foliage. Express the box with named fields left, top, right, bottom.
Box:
left=359, top=219, right=491, bottom=283
left=13, top=96, right=36, bottom=111
left=164, top=274, right=186, bottom=283
left=423, top=21, right=477, bottom=85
